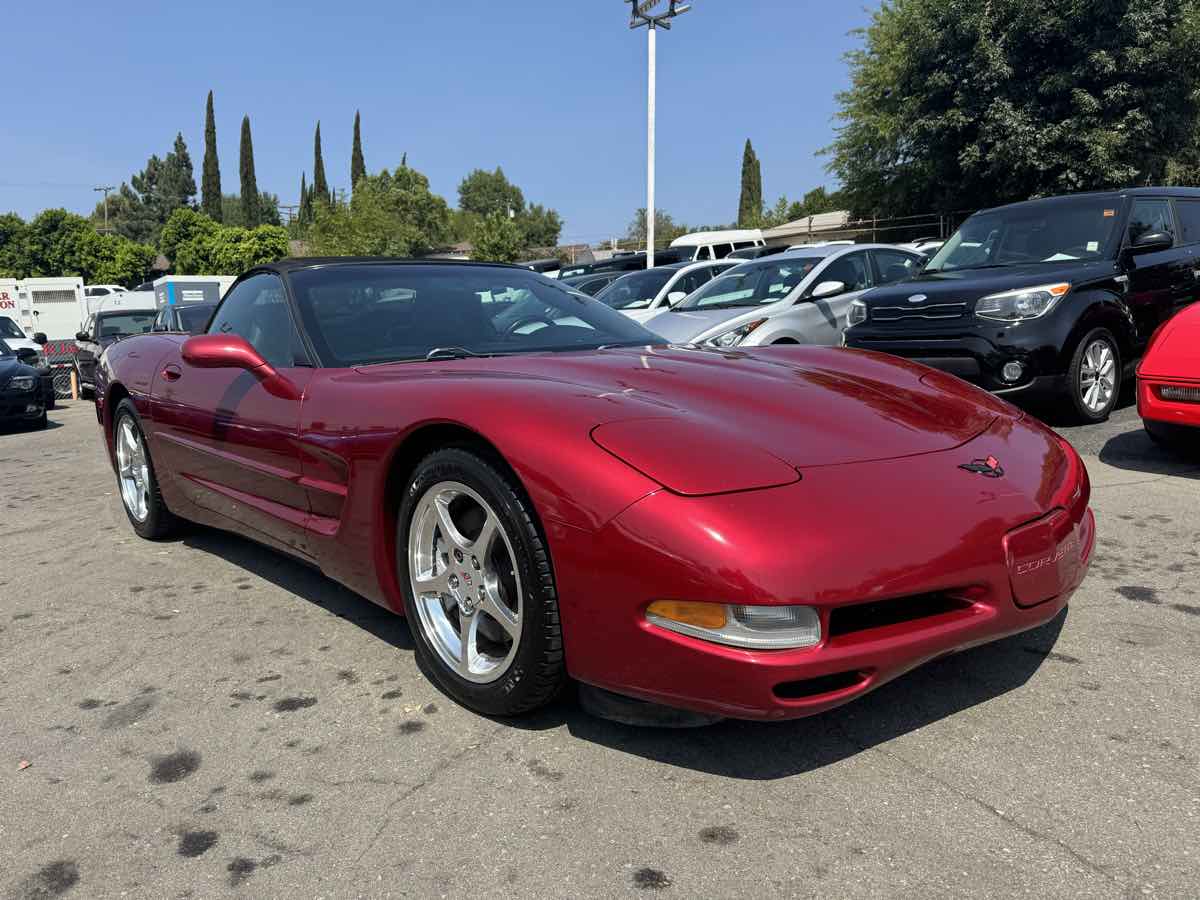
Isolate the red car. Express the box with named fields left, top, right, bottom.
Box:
left=1138, top=301, right=1200, bottom=447
left=95, top=259, right=1094, bottom=722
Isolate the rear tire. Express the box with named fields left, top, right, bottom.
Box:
left=113, top=398, right=176, bottom=540
left=397, top=447, right=565, bottom=717
left=1067, top=329, right=1120, bottom=423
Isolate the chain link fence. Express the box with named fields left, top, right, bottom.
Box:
left=42, top=340, right=79, bottom=400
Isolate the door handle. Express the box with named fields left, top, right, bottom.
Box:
left=162, top=364, right=182, bottom=382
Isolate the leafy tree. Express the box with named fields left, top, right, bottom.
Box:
left=351, top=111, right=366, bottom=188
left=298, top=172, right=311, bottom=225
left=517, top=203, right=562, bottom=249
left=312, top=122, right=330, bottom=207
left=0, top=209, right=153, bottom=284
left=738, top=139, right=763, bottom=227
left=0, top=213, right=29, bottom=277
left=828, top=0, right=1200, bottom=215
left=625, top=208, right=689, bottom=245
left=458, top=167, right=525, bottom=218
left=239, top=116, right=261, bottom=227
left=174, top=223, right=289, bottom=275
left=159, top=207, right=219, bottom=264
left=92, top=133, right=197, bottom=244
left=201, top=91, right=222, bottom=221
left=306, top=161, right=452, bottom=257
left=471, top=211, right=523, bottom=262
left=221, top=192, right=282, bottom=228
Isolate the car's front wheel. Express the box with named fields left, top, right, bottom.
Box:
left=397, top=448, right=565, bottom=716
left=113, top=399, right=176, bottom=539
left=1068, top=329, right=1121, bottom=423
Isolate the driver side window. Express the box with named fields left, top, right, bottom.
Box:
left=1127, top=199, right=1174, bottom=246
left=207, top=274, right=307, bottom=369
left=817, top=252, right=872, bottom=293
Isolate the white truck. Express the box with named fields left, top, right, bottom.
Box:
left=10, top=277, right=86, bottom=341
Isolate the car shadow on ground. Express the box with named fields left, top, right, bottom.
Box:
left=179, top=527, right=415, bottom=652
left=0, top=419, right=65, bottom=435
left=178, top=523, right=1068, bottom=780
left=1098, top=426, right=1200, bottom=479
left=1010, top=381, right=1137, bottom=430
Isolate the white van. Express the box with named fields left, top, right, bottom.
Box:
left=669, top=228, right=765, bottom=262
left=17, top=277, right=86, bottom=341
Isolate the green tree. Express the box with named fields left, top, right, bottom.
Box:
left=458, top=167, right=525, bottom=218
left=1, top=209, right=153, bottom=284
left=174, top=223, right=289, bottom=275
left=298, top=172, right=311, bottom=225
left=312, top=122, right=330, bottom=207
left=93, top=134, right=197, bottom=244
left=201, top=90, right=222, bottom=221
left=239, top=116, right=260, bottom=227
left=517, top=203, right=563, bottom=249
left=625, top=208, right=688, bottom=245
left=0, top=213, right=29, bottom=277
left=351, top=110, right=366, bottom=188
left=159, top=207, right=219, bottom=264
left=828, top=0, right=1200, bottom=215
left=221, top=192, right=282, bottom=228
left=737, top=139, right=762, bottom=227
left=471, top=211, right=523, bottom=262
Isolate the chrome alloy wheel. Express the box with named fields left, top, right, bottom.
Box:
left=1079, top=338, right=1117, bottom=414
left=116, top=417, right=151, bottom=522
left=408, top=480, right=523, bottom=684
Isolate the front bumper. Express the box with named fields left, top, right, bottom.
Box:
left=0, top=387, right=45, bottom=422
left=844, top=328, right=1065, bottom=395
left=551, top=420, right=1093, bottom=721
left=1138, top=374, right=1200, bottom=430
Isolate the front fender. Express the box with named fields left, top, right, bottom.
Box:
left=1055, top=288, right=1137, bottom=371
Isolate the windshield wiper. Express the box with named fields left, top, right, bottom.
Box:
left=425, top=346, right=485, bottom=361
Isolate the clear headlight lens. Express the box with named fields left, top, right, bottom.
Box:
left=847, top=299, right=868, bottom=327
left=646, top=600, right=821, bottom=650
left=7, top=375, right=37, bottom=392
left=705, top=318, right=767, bottom=348
left=975, top=283, right=1070, bottom=321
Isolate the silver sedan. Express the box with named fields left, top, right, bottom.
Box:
left=644, top=244, right=926, bottom=348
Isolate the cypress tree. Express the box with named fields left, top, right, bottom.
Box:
left=239, top=115, right=260, bottom=227
left=351, top=111, right=366, bottom=188
left=299, top=172, right=311, bottom=224
left=738, top=139, right=762, bottom=227
left=312, top=122, right=330, bottom=206
left=201, top=91, right=222, bottom=221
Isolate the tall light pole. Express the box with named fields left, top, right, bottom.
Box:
left=94, top=185, right=116, bottom=233
left=628, top=1, right=691, bottom=269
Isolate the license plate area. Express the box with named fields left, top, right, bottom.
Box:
left=1004, top=509, right=1083, bottom=608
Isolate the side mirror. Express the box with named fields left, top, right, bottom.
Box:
left=75, top=331, right=90, bottom=342
left=667, top=291, right=688, bottom=306
left=1130, top=231, right=1173, bottom=254
left=16, top=347, right=38, bottom=364
left=811, top=280, right=846, bottom=300
left=181, top=334, right=300, bottom=400
left=32, top=332, right=47, bottom=345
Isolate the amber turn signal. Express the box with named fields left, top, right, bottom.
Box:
left=646, top=600, right=728, bottom=630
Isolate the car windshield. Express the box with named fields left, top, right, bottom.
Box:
left=927, top=197, right=1122, bottom=272
left=595, top=269, right=674, bottom=310
left=677, top=258, right=820, bottom=309
left=289, top=264, right=661, bottom=366
left=0, top=316, right=25, bottom=339
left=177, top=305, right=215, bottom=332
left=97, top=312, right=157, bottom=338
left=0, top=337, right=11, bottom=356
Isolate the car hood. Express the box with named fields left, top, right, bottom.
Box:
left=643, top=306, right=764, bottom=343
left=862, top=260, right=1120, bottom=309
left=1140, top=302, right=1200, bottom=377
left=362, top=346, right=1012, bottom=495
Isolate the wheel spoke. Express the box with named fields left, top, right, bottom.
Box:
left=472, top=513, right=498, bottom=555
left=434, top=495, right=471, bottom=551
left=458, top=614, right=476, bottom=672
left=480, top=587, right=519, bottom=637
left=414, top=568, right=451, bottom=597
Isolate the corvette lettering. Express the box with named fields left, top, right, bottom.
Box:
left=1015, top=537, right=1080, bottom=576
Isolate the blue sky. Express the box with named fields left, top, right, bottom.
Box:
left=0, top=1, right=874, bottom=244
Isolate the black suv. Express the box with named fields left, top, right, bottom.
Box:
left=843, top=188, right=1200, bottom=421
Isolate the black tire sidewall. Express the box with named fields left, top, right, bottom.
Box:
left=113, top=399, right=173, bottom=540
left=1069, top=328, right=1120, bottom=423
left=396, top=448, right=563, bottom=717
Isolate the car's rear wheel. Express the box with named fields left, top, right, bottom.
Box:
left=397, top=448, right=565, bottom=716
left=1068, top=329, right=1120, bottom=423
left=113, top=399, right=176, bottom=539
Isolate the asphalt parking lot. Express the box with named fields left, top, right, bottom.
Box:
left=2, top=395, right=1198, bottom=899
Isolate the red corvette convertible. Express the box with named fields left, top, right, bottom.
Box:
left=95, top=259, right=1094, bottom=721
left=1138, top=300, right=1200, bottom=447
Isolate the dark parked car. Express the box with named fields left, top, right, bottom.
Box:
left=0, top=338, right=46, bottom=429
left=558, top=271, right=625, bottom=296
left=75, top=307, right=157, bottom=399
left=726, top=244, right=791, bottom=261
left=153, top=302, right=216, bottom=334
left=558, top=247, right=694, bottom=280
left=844, top=188, right=1200, bottom=422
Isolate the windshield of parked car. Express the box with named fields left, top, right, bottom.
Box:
left=0, top=338, right=12, bottom=356
left=97, top=312, right=157, bottom=338
left=926, top=197, right=1122, bottom=272
left=177, top=305, right=215, bottom=332
left=676, top=258, right=820, bottom=309
left=289, top=264, right=661, bottom=366
left=595, top=269, right=675, bottom=310
left=0, top=316, right=25, bottom=339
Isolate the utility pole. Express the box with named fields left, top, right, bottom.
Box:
left=628, top=1, right=691, bottom=269
left=93, top=185, right=116, bottom=233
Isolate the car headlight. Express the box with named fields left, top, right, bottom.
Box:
left=7, top=375, right=37, bottom=392
left=646, top=600, right=821, bottom=650
left=847, top=299, right=868, bottom=327
left=975, top=283, right=1070, bottom=321
left=704, top=318, right=767, bottom=348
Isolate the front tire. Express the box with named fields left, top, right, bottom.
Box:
left=1068, top=329, right=1120, bottom=423
left=397, top=448, right=565, bottom=717
left=113, top=399, right=176, bottom=539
